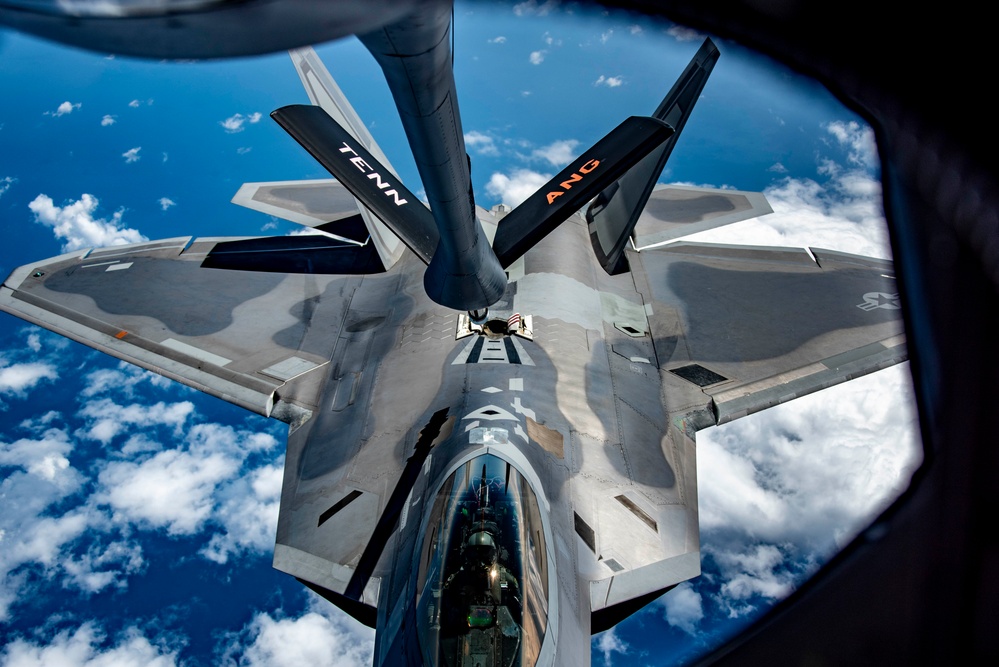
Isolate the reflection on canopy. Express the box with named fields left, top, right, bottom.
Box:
left=416, top=454, right=549, bottom=667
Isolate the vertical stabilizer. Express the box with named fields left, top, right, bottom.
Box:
left=290, top=47, right=406, bottom=268
left=585, top=38, right=719, bottom=274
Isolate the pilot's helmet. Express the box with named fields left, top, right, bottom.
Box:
left=467, top=531, right=497, bottom=564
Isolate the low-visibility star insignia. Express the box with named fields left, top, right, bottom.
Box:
left=857, top=292, right=901, bottom=311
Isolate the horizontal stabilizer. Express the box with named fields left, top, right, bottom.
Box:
left=587, top=37, right=720, bottom=274
left=492, top=116, right=675, bottom=267
left=271, top=104, right=439, bottom=265
left=202, top=222, right=384, bottom=275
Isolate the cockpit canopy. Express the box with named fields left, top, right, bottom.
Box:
left=416, top=454, right=549, bottom=667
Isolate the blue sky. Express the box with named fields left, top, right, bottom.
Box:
left=0, top=1, right=921, bottom=665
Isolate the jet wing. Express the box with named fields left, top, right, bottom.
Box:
left=632, top=241, right=906, bottom=426
left=0, top=238, right=365, bottom=424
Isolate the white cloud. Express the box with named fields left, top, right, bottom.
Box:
left=221, top=605, right=374, bottom=667
left=122, top=147, right=141, bottom=163
left=600, top=29, right=613, bottom=44
left=485, top=169, right=551, bottom=207
left=0, top=427, right=94, bottom=621
left=530, top=139, right=579, bottom=166
left=62, top=540, right=145, bottom=593
left=594, top=75, right=624, bottom=88
left=593, top=627, right=629, bottom=665
left=28, top=193, right=148, bottom=252
left=464, top=130, right=499, bottom=156
left=237, top=147, right=252, bottom=155
left=45, top=101, right=81, bottom=117
left=81, top=364, right=172, bottom=399
left=0, top=622, right=179, bottom=666
left=825, top=120, right=878, bottom=168
left=630, top=25, right=643, bottom=35
left=529, top=50, right=546, bottom=65
left=94, top=422, right=277, bottom=539
left=488, top=35, right=506, bottom=44
left=512, top=0, right=559, bottom=16
left=78, top=398, right=194, bottom=444
left=0, top=176, right=14, bottom=199
left=681, top=168, right=891, bottom=259
left=220, top=112, right=262, bottom=133
left=661, top=582, right=704, bottom=634
left=0, top=361, right=57, bottom=397
left=768, top=162, right=788, bottom=174
left=200, top=462, right=282, bottom=564
left=699, top=367, right=919, bottom=548
left=101, top=114, right=117, bottom=126
left=158, top=197, right=176, bottom=211
left=667, top=25, right=701, bottom=41
left=128, top=99, right=141, bottom=107
left=696, top=366, right=920, bottom=616
left=98, top=446, right=237, bottom=536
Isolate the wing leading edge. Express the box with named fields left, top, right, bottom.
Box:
left=0, top=238, right=365, bottom=424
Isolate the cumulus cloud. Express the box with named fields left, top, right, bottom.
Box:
left=220, top=112, right=262, bottom=133
left=661, top=582, right=704, bottom=634
left=695, top=366, right=920, bottom=617
left=0, top=176, right=14, bottom=199
left=62, top=540, right=145, bottom=593
left=0, top=342, right=284, bottom=624
left=97, top=446, right=235, bottom=535
left=101, top=114, right=117, bottom=126
left=825, top=120, right=878, bottom=168
left=0, top=622, right=179, bottom=666
left=158, top=197, right=176, bottom=211
left=667, top=25, right=701, bottom=41
left=122, top=147, right=141, bottom=163
left=0, top=427, right=92, bottom=620
left=28, top=193, right=148, bottom=252
left=199, top=462, right=282, bottom=563
left=488, top=36, right=507, bottom=44
left=464, top=130, right=499, bottom=156
left=221, top=603, right=374, bottom=667
left=94, top=422, right=277, bottom=538
left=681, top=168, right=891, bottom=259
left=81, top=363, right=173, bottom=399
left=594, top=75, right=624, bottom=88
left=512, top=0, right=559, bottom=16
left=593, top=627, right=629, bottom=665
left=128, top=99, right=141, bottom=107
left=530, top=139, right=579, bottom=166
left=486, top=169, right=551, bottom=207
left=45, top=101, right=81, bottom=117
left=600, top=29, right=613, bottom=44
left=529, top=50, right=546, bottom=65
left=78, top=397, right=194, bottom=444
left=0, top=361, right=57, bottom=397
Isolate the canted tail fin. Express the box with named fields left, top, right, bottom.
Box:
left=491, top=116, right=675, bottom=268
left=585, top=37, right=720, bottom=274
left=271, top=104, right=439, bottom=264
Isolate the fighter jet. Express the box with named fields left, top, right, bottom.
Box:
left=0, top=6, right=905, bottom=667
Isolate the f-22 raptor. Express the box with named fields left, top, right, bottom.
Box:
left=0, top=4, right=905, bottom=665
